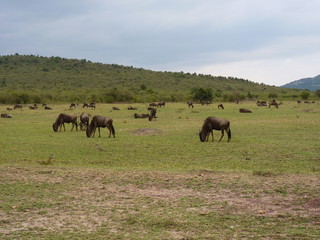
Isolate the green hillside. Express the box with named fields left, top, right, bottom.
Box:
left=0, top=54, right=306, bottom=104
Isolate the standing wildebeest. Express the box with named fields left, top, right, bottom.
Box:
left=79, top=112, right=89, bottom=131
left=218, top=104, right=224, bottom=109
left=199, top=116, right=231, bottom=142
left=86, top=115, right=115, bottom=138
left=187, top=101, right=194, bottom=108
left=14, top=104, right=22, bottom=110
left=239, top=108, right=252, bottom=113
left=269, top=99, right=279, bottom=108
left=147, top=107, right=157, bottom=121
left=52, top=113, right=78, bottom=132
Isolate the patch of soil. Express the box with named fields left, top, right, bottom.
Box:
left=131, top=128, right=162, bottom=136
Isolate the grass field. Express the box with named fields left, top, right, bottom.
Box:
left=1, top=102, right=319, bottom=239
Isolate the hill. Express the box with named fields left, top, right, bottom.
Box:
left=0, top=54, right=304, bottom=104
left=282, top=75, right=320, bottom=91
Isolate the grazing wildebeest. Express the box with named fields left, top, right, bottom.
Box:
left=113, top=106, right=120, bottom=110
left=70, top=103, right=77, bottom=109
left=44, top=106, right=52, bottom=110
left=52, top=113, right=78, bottom=132
left=29, top=105, right=37, bottom=110
left=6, top=107, right=13, bottom=111
left=158, top=102, right=166, bottom=107
left=199, top=116, right=231, bottom=142
left=218, top=104, right=224, bottom=109
left=257, top=100, right=267, bottom=106
left=128, top=106, right=138, bottom=110
left=297, top=100, right=301, bottom=104
left=86, top=115, right=115, bottom=138
left=149, top=102, right=158, bottom=107
left=269, top=100, right=279, bottom=108
left=1, top=113, right=12, bottom=118
left=14, top=104, right=22, bottom=110
left=239, top=108, right=252, bottom=113
left=79, top=112, right=89, bottom=131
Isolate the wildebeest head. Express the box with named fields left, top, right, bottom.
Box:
left=52, top=123, right=58, bottom=132
left=199, top=130, right=207, bottom=142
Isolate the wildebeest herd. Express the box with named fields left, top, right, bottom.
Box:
left=1, top=100, right=316, bottom=142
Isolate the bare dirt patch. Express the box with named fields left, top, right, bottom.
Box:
left=131, top=128, right=162, bottom=136
left=1, top=167, right=319, bottom=239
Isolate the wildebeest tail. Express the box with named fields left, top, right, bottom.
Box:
left=226, top=125, right=231, bottom=141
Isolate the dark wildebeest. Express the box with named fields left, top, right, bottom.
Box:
left=199, top=116, right=231, bottom=142
left=187, top=101, right=194, bottom=108
left=14, top=104, right=22, bottom=110
left=158, top=102, right=166, bottom=107
left=149, top=102, right=158, bottom=108
left=148, top=107, right=157, bottom=121
left=70, top=103, right=77, bottom=109
left=257, top=100, right=267, bottom=106
left=44, top=106, right=52, bottom=110
left=134, top=113, right=149, bottom=119
left=1, top=113, right=12, bottom=118
left=86, top=115, right=115, bottom=138
left=6, top=107, right=13, bottom=111
left=52, top=113, right=78, bottom=132
left=113, top=106, right=120, bottom=110
left=218, top=104, right=224, bottom=109
left=79, top=112, right=89, bottom=131
left=239, top=108, right=252, bottom=113
left=128, top=106, right=138, bottom=110
left=29, top=105, right=37, bottom=110
left=269, top=100, right=279, bottom=108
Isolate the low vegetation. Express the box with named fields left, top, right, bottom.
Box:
left=0, top=101, right=319, bottom=239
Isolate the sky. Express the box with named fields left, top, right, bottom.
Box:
left=1, top=0, right=320, bottom=86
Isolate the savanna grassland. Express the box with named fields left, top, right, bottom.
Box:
left=0, top=101, right=319, bottom=239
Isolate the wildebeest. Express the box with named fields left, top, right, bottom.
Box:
left=218, top=104, right=224, bottom=109
left=269, top=100, right=279, bottom=108
left=29, top=105, right=37, bottom=110
left=6, top=107, right=13, bottom=111
left=1, top=113, right=12, bottom=118
left=199, top=116, right=231, bottom=142
left=83, top=102, right=96, bottom=109
left=187, top=101, right=194, bottom=108
left=134, top=113, right=149, bottom=119
left=128, top=106, right=138, bottom=110
left=14, top=104, right=22, bottom=110
left=239, top=108, right=252, bottom=113
left=52, top=113, right=78, bottom=132
left=44, top=106, right=52, bottom=110
left=70, top=103, right=77, bottom=109
left=113, top=106, right=120, bottom=110
left=158, top=102, right=166, bottom=107
left=79, top=112, right=89, bottom=131
left=86, top=115, right=115, bottom=138
left=257, top=100, right=267, bottom=106
left=148, top=107, right=157, bottom=121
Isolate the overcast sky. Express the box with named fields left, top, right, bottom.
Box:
left=1, top=0, right=320, bottom=86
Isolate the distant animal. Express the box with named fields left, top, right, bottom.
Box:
left=149, top=102, right=158, bottom=107
left=199, top=116, right=231, bottom=142
left=257, top=100, right=267, bottom=106
left=1, top=113, right=12, bottom=118
left=14, top=104, right=22, bottom=110
left=70, top=103, right=77, bottom=109
left=52, top=113, right=78, bottom=132
left=187, top=101, right=194, bottom=108
left=79, top=112, right=89, bottom=131
left=239, top=108, right=252, bottom=113
left=269, top=100, right=279, bottom=108
left=29, top=105, right=37, bottom=110
left=128, top=106, right=138, bottom=110
left=158, top=102, right=166, bottom=107
left=113, top=106, right=120, bottom=110
left=134, top=113, right=149, bottom=119
left=44, top=106, right=52, bottom=110
left=6, top=107, right=13, bottom=111
left=86, top=115, right=115, bottom=138
left=218, top=104, right=224, bottom=109
left=297, top=100, right=301, bottom=104
left=148, top=107, right=157, bottom=121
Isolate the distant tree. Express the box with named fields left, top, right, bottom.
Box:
left=140, top=84, right=147, bottom=91
left=300, top=90, right=310, bottom=100
left=191, top=88, right=213, bottom=102
left=315, top=90, right=320, bottom=98
left=268, top=93, right=278, bottom=98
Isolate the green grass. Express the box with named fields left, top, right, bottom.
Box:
left=0, top=101, right=319, bottom=239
